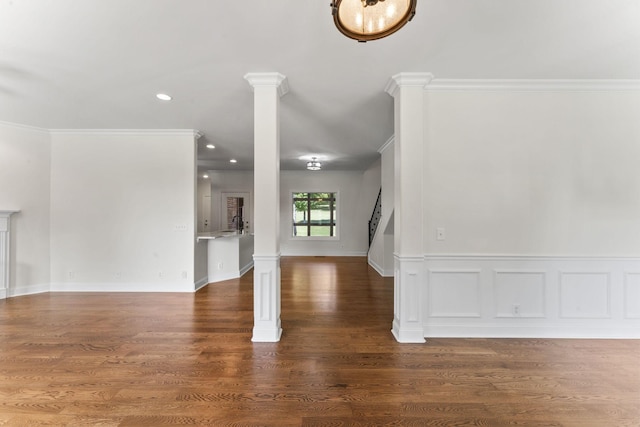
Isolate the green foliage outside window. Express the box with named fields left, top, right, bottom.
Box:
left=292, top=192, right=337, bottom=237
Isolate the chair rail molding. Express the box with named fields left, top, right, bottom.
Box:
left=0, top=210, right=19, bottom=299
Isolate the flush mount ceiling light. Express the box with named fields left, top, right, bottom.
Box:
left=306, top=157, right=322, bottom=171
left=330, top=0, right=416, bottom=42
left=206, top=144, right=215, bottom=149
left=156, top=93, right=172, bottom=101
left=230, top=159, right=237, bottom=164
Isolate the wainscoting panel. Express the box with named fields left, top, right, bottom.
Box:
left=624, top=272, right=640, bottom=319
left=428, top=270, right=481, bottom=318
left=559, top=272, right=610, bottom=319
left=493, top=270, right=546, bottom=318
left=423, top=255, right=640, bottom=338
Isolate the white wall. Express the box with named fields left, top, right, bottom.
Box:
left=0, top=122, right=51, bottom=295
left=425, top=89, right=640, bottom=255
left=49, top=130, right=198, bottom=292
left=419, top=83, right=640, bottom=337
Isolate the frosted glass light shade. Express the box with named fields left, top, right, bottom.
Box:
left=331, top=0, right=416, bottom=42
left=306, top=157, right=322, bottom=171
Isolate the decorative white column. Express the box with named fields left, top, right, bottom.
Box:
left=0, top=210, right=19, bottom=300
left=385, top=73, right=433, bottom=343
left=244, top=72, right=289, bottom=342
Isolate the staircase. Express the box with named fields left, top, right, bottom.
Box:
left=368, top=188, right=382, bottom=247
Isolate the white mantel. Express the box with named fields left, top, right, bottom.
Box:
left=0, top=210, right=19, bottom=299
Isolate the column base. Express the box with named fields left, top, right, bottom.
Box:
left=391, top=255, right=426, bottom=343
left=252, top=254, right=282, bottom=343
left=391, top=319, right=426, bottom=343
left=251, top=326, right=283, bottom=343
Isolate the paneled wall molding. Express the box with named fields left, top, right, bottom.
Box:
left=428, top=269, right=482, bottom=318
left=493, top=270, right=546, bottom=318
left=425, top=79, right=640, bottom=92
left=559, top=271, right=611, bottom=319
left=423, top=254, right=640, bottom=338
left=624, top=272, right=640, bottom=319
left=386, top=72, right=431, bottom=343
left=252, top=255, right=282, bottom=342
left=392, top=255, right=426, bottom=343
left=246, top=71, right=288, bottom=343
left=0, top=211, right=20, bottom=299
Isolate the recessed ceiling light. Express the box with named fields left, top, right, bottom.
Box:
left=206, top=144, right=215, bottom=149
left=230, top=159, right=237, bottom=163
left=203, top=174, right=209, bottom=179
left=156, top=93, right=172, bottom=101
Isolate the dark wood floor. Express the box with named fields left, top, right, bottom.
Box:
left=0, top=256, right=639, bottom=426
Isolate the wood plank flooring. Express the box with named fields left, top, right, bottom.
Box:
left=0, top=256, right=638, bottom=426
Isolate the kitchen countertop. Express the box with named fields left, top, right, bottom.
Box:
left=197, top=230, right=252, bottom=241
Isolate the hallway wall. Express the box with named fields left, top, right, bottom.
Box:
left=420, top=82, right=640, bottom=337
left=0, top=122, right=51, bottom=295
left=49, top=130, right=198, bottom=292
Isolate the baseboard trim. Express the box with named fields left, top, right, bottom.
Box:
left=281, top=250, right=367, bottom=257
left=368, top=257, right=384, bottom=276
left=239, top=261, right=254, bottom=277
left=8, top=283, right=50, bottom=297
left=424, top=324, right=640, bottom=339
left=368, top=257, right=393, bottom=277
left=49, top=281, right=195, bottom=293
left=194, top=276, right=209, bottom=291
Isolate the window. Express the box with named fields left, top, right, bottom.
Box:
left=292, top=192, right=337, bottom=237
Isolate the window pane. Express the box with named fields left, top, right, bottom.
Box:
left=292, top=192, right=337, bottom=237
left=294, top=225, right=307, bottom=236
left=310, top=226, right=331, bottom=236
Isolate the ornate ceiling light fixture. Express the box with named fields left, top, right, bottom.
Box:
left=330, top=0, right=417, bottom=42
left=306, top=157, right=322, bottom=171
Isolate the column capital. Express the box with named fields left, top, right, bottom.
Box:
left=244, top=72, right=289, bottom=97
left=384, top=72, right=434, bottom=97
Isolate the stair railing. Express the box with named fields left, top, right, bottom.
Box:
left=368, top=188, right=382, bottom=247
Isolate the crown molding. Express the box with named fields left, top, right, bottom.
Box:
left=426, top=79, right=640, bottom=92
left=0, top=120, right=49, bottom=134
left=378, top=135, right=394, bottom=154
left=385, top=72, right=434, bottom=97
left=49, top=129, right=202, bottom=138
left=244, top=72, right=289, bottom=97
left=0, top=121, right=203, bottom=138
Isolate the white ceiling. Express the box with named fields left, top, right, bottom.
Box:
left=1, top=0, right=639, bottom=172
